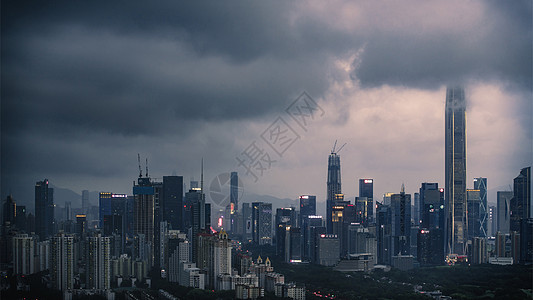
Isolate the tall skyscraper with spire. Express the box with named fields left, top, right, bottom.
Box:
left=445, top=87, right=467, bottom=255
left=326, top=143, right=342, bottom=234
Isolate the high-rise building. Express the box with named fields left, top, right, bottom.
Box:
left=445, top=87, right=467, bottom=256
left=355, top=197, right=370, bottom=225
left=15, top=205, right=27, bottom=232
left=185, top=187, right=209, bottom=263
left=35, top=179, right=55, bottom=241
left=133, top=176, right=155, bottom=266
left=230, top=171, right=239, bottom=210
left=326, top=150, right=342, bottom=234
left=299, top=195, right=316, bottom=227
left=13, top=234, right=36, bottom=275
left=163, top=176, right=184, bottom=230
left=413, top=192, right=420, bottom=226
left=474, top=178, right=488, bottom=237
left=275, top=207, right=296, bottom=256
left=376, top=201, right=392, bottom=265
left=497, top=191, right=513, bottom=234
left=467, top=189, right=482, bottom=238
left=488, top=205, right=496, bottom=237
left=510, top=167, right=531, bottom=232
left=51, top=233, right=75, bottom=290
left=391, top=184, right=411, bottom=257
left=418, top=183, right=445, bottom=265
left=359, top=179, right=374, bottom=224
left=252, top=202, right=272, bottom=245
left=82, top=190, right=90, bottom=212
left=86, top=234, right=111, bottom=290
left=3, top=195, right=16, bottom=226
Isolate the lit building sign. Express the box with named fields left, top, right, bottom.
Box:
left=300, top=195, right=309, bottom=199
left=112, top=194, right=127, bottom=198
left=364, top=179, right=373, bottom=183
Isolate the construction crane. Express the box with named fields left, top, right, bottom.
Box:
left=138, top=154, right=142, bottom=178
left=331, top=140, right=347, bottom=154
left=145, top=158, right=149, bottom=178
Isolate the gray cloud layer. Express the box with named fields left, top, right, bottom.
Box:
left=2, top=1, right=531, bottom=207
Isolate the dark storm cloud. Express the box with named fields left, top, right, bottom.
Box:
left=1, top=1, right=531, bottom=206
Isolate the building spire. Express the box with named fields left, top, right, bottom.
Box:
left=401, top=183, right=405, bottom=194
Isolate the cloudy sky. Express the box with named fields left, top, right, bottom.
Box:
left=2, top=1, right=531, bottom=211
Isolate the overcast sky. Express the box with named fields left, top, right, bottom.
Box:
left=2, top=1, right=532, bottom=211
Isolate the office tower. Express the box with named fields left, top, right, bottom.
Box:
left=242, top=203, right=253, bottom=241
left=326, top=149, right=342, bottom=234
left=163, top=176, right=184, bottom=230
left=510, top=167, right=531, bottom=232
left=317, top=234, right=340, bottom=266
left=230, top=172, right=239, bottom=215
left=376, top=201, right=392, bottom=265
left=76, top=214, right=87, bottom=236
left=284, top=227, right=302, bottom=263
left=418, top=183, right=445, bottom=265
left=445, top=87, right=467, bottom=256
left=488, top=206, right=496, bottom=237
left=474, top=178, right=488, bottom=237
left=51, top=233, right=75, bottom=290
left=359, top=179, right=374, bottom=224
left=391, top=184, right=411, bottom=256
left=15, top=205, right=27, bottom=232
left=299, top=195, right=316, bottom=259
left=467, top=189, right=481, bottom=239
left=497, top=191, right=513, bottom=234
left=471, top=237, right=487, bottom=264
left=82, top=190, right=89, bottom=212
left=186, top=187, right=208, bottom=263
left=304, top=216, right=323, bottom=260
left=64, top=201, right=72, bottom=221
left=299, top=195, right=316, bottom=226
left=355, top=197, right=369, bottom=225
left=309, top=226, right=326, bottom=264
left=214, top=232, right=232, bottom=290
left=275, top=207, right=296, bottom=256
left=86, top=234, right=111, bottom=290
left=520, top=218, right=532, bottom=264
left=35, top=179, right=55, bottom=241
left=413, top=192, right=420, bottom=226
left=252, top=202, right=272, bottom=245
left=13, top=234, right=35, bottom=275
left=133, top=176, right=155, bottom=266
left=3, top=195, right=16, bottom=226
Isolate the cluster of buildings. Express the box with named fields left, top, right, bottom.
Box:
left=0, top=87, right=531, bottom=299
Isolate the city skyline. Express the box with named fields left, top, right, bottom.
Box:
left=2, top=1, right=532, bottom=211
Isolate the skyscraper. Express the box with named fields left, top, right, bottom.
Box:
left=133, top=176, right=155, bottom=266
left=86, top=234, right=111, bottom=290
left=50, top=233, right=75, bottom=290
left=497, top=191, right=513, bottom=234
left=359, top=179, right=374, bottom=224
left=162, top=176, right=184, bottom=230
left=445, top=87, right=467, bottom=255
left=510, top=167, right=531, bottom=232
left=82, top=190, right=89, bottom=212
left=230, top=171, right=239, bottom=210
left=467, top=189, right=481, bottom=238
left=252, top=202, right=272, bottom=245
left=326, top=150, right=342, bottom=234
left=473, top=178, right=488, bottom=237
left=35, top=179, right=55, bottom=241
left=391, top=184, right=411, bottom=256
